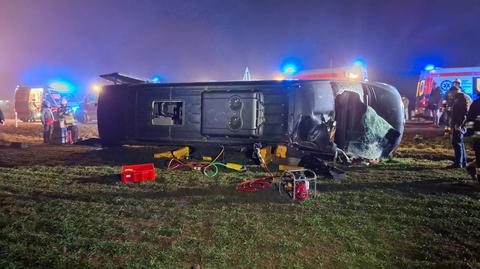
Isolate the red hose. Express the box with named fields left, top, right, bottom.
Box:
left=236, top=162, right=274, bottom=192
left=235, top=177, right=273, bottom=192
left=167, top=158, right=209, bottom=171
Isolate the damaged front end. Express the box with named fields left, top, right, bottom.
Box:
left=290, top=81, right=404, bottom=160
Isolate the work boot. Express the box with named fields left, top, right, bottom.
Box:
left=445, top=164, right=461, bottom=169
left=466, top=165, right=477, bottom=180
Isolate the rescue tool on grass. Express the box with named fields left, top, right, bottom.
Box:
left=165, top=146, right=246, bottom=177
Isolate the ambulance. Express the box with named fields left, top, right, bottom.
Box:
left=292, top=64, right=368, bottom=82
left=13, top=86, right=63, bottom=122
left=414, top=66, right=480, bottom=117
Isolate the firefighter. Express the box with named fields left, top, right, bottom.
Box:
left=447, top=79, right=471, bottom=168
left=65, top=109, right=78, bottom=143
left=40, top=100, right=54, bottom=143
left=58, top=98, right=78, bottom=143
left=465, top=98, right=480, bottom=182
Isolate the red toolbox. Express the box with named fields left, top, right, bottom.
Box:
left=121, top=163, right=156, bottom=183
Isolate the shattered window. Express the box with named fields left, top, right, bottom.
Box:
left=347, top=106, right=393, bottom=159
left=333, top=82, right=365, bottom=103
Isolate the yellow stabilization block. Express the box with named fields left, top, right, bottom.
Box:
left=225, top=163, right=244, bottom=171
left=275, top=145, right=287, bottom=158
left=260, top=146, right=273, bottom=164
left=278, top=164, right=304, bottom=171
left=154, top=146, right=190, bottom=159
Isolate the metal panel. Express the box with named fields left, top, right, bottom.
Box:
left=201, top=91, right=264, bottom=137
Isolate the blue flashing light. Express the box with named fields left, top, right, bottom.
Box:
left=49, top=80, right=76, bottom=93
left=353, top=58, right=367, bottom=67
left=425, top=64, right=435, bottom=71
left=152, top=75, right=163, bottom=83
left=71, top=105, right=80, bottom=113
left=282, top=64, right=298, bottom=76
left=21, top=65, right=80, bottom=92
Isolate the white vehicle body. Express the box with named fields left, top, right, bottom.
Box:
left=415, top=66, right=480, bottom=116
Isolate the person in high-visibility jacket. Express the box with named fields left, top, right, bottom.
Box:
left=58, top=98, right=78, bottom=143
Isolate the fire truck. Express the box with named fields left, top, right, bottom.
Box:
left=414, top=66, right=480, bottom=117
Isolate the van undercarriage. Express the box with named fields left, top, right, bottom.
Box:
left=98, top=79, right=404, bottom=160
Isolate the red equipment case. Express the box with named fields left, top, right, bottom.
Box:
left=121, top=163, right=156, bottom=183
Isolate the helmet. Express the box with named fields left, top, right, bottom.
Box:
left=454, top=78, right=461, bottom=84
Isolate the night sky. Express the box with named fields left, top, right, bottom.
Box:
left=1, top=0, right=479, bottom=102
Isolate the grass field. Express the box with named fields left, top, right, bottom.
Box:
left=1, top=122, right=480, bottom=268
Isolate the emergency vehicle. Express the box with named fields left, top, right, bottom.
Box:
left=414, top=66, right=480, bottom=117
left=13, top=86, right=64, bottom=122
left=74, top=93, right=98, bottom=123
left=292, top=64, right=368, bottom=81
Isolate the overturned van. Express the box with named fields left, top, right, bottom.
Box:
left=97, top=78, right=404, bottom=160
